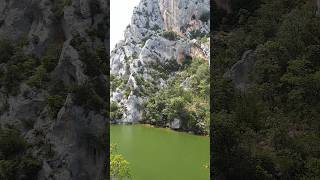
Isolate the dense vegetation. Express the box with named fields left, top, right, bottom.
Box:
left=0, top=35, right=108, bottom=114
left=0, top=128, right=41, bottom=180
left=143, top=57, right=210, bottom=135
left=211, top=0, right=320, bottom=179
left=0, top=28, right=108, bottom=179
left=110, top=143, right=131, bottom=179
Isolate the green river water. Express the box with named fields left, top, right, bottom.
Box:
left=111, top=124, right=209, bottom=180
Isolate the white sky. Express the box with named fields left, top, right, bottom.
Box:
left=110, top=0, right=141, bottom=51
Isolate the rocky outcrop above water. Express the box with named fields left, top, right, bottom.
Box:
left=110, top=0, right=210, bottom=124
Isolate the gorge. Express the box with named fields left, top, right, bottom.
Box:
left=110, top=0, right=210, bottom=135
left=110, top=0, right=210, bottom=179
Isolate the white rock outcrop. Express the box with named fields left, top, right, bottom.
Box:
left=111, top=0, right=210, bottom=123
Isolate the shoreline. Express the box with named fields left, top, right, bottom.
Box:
left=111, top=122, right=209, bottom=137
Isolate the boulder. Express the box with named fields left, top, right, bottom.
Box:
left=170, top=118, right=181, bottom=129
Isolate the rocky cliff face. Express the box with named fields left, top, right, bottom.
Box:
left=110, top=0, right=210, bottom=124
left=0, top=0, right=108, bottom=179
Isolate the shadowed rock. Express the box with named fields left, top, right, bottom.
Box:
left=224, top=50, right=256, bottom=91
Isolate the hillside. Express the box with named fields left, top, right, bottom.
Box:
left=211, top=0, right=320, bottom=179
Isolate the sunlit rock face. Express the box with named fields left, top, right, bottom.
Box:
left=159, top=0, right=210, bottom=36
left=110, top=0, right=210, bottom=123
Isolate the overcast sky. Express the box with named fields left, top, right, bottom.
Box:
left=110, top=0, right=140, bottom=51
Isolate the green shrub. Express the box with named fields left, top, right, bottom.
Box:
left=20, top=57, right=39, bottom=77
left=0, top=137, right=42, bottom=180
left=90, top=0, right=101, bottom=16
left=0, top=129, right=26, bottom=158
left=0, top=160, right=17, bottom=180
left=72, top=84, right=105, bottom=111
left=151, top=24, right=161, bottom=31
left=47, top=95, right=65, bottom=118
left=78, top=45, right=108, bottom=77
left=200, top=11, right=210, bottom=22
left=0, top=39, right=14, bottom=64
left=124, top=89, right=131, bottom=99
left=70, top=33, right=86, bottom=51
left=189, top=30, right=206, bottom=39
left=110, top=144, right=131, bottom=179
left=161, top=30, right=179, bottom=41
left=199, top=36, right=209, bottom=44
left=110, top=102, right=123, bottom=120
left=3, top=65, right=21, bottom=95
left=42, top=55, right=59, bottom=72
left=48, top=80, right=67, bottom=96
left=0, top=129, right=41, bottom=180
left=0, top=100, right=9, bottom=115
left=18, top=156, right=42, bottom=179
left=27, top=65, right=47, bottom=88
left=95, top=46, right=108, bottom=74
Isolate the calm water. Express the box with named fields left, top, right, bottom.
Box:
left=111, top=125, right=209, bottom=180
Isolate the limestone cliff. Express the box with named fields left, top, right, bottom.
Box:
left=0, top=0, right=108, bottom=179
left=110, top=0, right=210, bottom=127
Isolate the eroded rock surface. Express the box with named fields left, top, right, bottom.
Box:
left=224, top=50, right=256, bottom=91
left=0, top=0, right=108, bottom=179
left=110, top=0, right=210, bottom=124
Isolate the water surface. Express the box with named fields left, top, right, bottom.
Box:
left=111, top=124, right=209, bottom=180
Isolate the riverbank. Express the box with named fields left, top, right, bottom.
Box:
left=111, top=121, right=209, bottom=136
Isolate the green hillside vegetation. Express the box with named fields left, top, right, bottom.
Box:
left=0, top=128, right=41, bottom=179
left=0, top=34, right=108, bottom=179
left=143, top=57, right=210, bottom=135
left=211, top=0, right=320, bottom=179
left=110, top=143, right=131, bottom=179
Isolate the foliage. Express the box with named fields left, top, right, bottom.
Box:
left=47, top=95, right=65, bottom=118
left=110, top=75, right=128, bottom=91
left=199, top=36, right=209, bottom=44
left=77, top=42, right=108, bottom=77
left=0, top=129, right=27, bottom=158
left=0, top=128, right=41, bottom=179
left=189, top=30, right=206, bottom=40
left=89, top=0, right=101, bottom=16
left=144, top=57, right=209, bottom=134
left=2, top=64, right=22, bottom=95
left=199, top=11, right=210, bottom=22
left=110, top=102, right=123, bottom=121
left=0, top=42, right=42, bottom=95
left=161, top=30, right=179, bottom=41
left=70, top=33, right=87, bottom=51
left=0, top=39, right=15, bottom=64
left=110, top=144, right=131, bottom=180
left=211, top=0, right=320, bottom=179
left=72, top=83, right=105, bottom=111
left=42, top=54, right=59, bottom=73
left=27, top=65, right=48, bottom=88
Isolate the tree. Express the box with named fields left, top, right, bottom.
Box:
left=110, top=144, right=131, bottom=180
